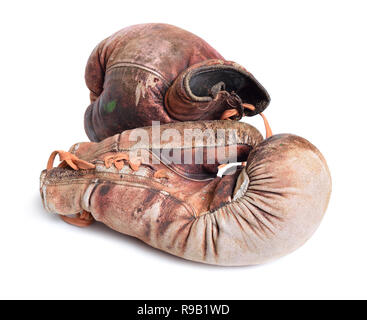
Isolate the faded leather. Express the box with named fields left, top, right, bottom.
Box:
left=40, top=121, right=331, bottom=266
left=84, top=23, right=270, bottom=142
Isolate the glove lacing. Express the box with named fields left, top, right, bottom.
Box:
left=46, top=150, right=96, bottom=227
left=220, top=103, right=273, bottom=168
left=45, top=108, right=272, bottom=226
left=220, top=103, right=273, bottom=139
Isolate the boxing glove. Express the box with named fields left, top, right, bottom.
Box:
left=40, top=120, right=331, bottom=266
left=84, top=23, right=270, bottom=142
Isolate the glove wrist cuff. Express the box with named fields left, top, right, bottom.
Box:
left=164, top=60, right=271, bottom=121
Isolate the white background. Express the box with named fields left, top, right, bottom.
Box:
left=0, top=0, right=366, bottom=299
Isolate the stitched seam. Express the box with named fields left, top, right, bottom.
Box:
left=106, top=61, right=170, bottom=86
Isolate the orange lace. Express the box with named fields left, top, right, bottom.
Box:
left=220, top=108, right=240, bottom=120
left=47, top=150, right=96, bottom=171
left=220, top=103, right=273, bottom=139
left=219, top=103, right=273, bottom=171
left=104, top=153, right=142, bottom=171
left=46, top=150, right=96, bottom=227
left=61, top=210, right=94, bottom=227
left=259, top=112, right=273, bottom=139
left=104, top=153, right=173, bottom=180
left=153, top=169, right=171, bottom=179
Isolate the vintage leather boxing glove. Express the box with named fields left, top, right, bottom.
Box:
left=84, top=23, right=270, bottom=142
left=40, top=121, right=331, bottom=266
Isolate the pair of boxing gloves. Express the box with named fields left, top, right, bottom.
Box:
left=40, top=23, right=331, bottom=266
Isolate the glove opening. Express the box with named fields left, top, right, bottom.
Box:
left=185, top=62, right=270, bottom=116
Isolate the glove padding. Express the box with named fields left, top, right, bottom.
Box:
left=84, top=23, right=270, bottom=141
left=40, top=121, right=331, bottom=266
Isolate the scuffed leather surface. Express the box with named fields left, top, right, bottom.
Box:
left=40, top=121, right=331, bottom=266
left=84, top=23, right=270, bottom=142
left=84, top=23, right=223, bottom=141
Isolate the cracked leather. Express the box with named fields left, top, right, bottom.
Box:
left=41, top=121, right=331, bottom=266
left=84, top=23, right=270, bottom=142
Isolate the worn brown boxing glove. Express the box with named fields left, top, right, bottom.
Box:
left=84, top=23, right=270, bottom=142
left=40, top=120, right=331, bottom=266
